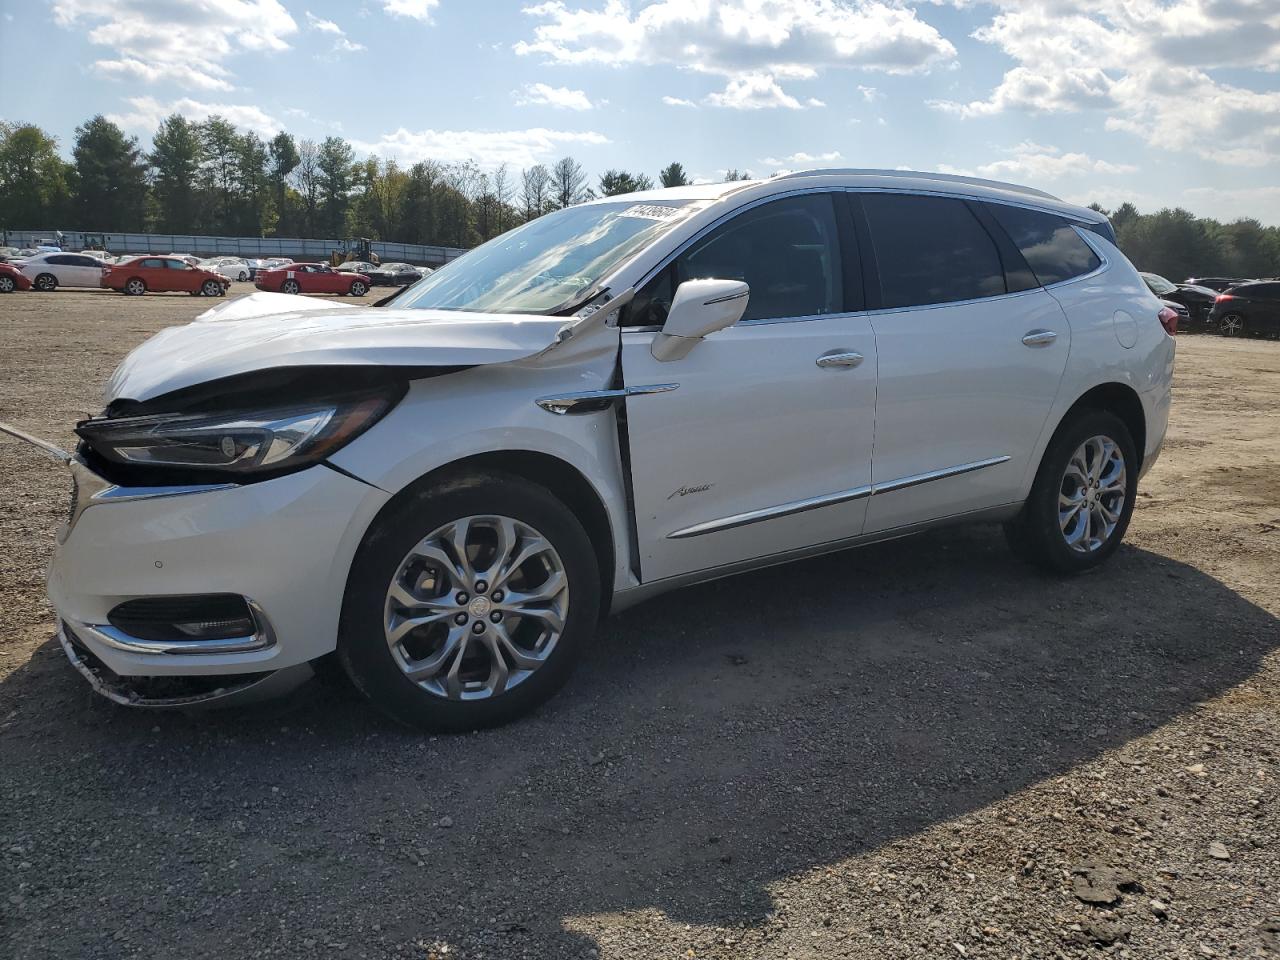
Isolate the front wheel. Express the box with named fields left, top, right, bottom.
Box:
left=1219, top=313, right=1245, bottom=337
left=0, top=276, right=14, bottom=293
left=35, top=273, right=57, bottom=292
left=281, top=279, right=301, bottom=295
left=201, top=279, right=223, bottom=297
left=338, top=471, right=600, bottom=732
left=124, top=278, right=146, bottom=296
left=236, top=271, right=248, bottom=281
left=349, top=280, right=368, bottom=297
left=1004, top=410, right=1138, bottom=574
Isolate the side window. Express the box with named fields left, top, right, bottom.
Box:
left=47, top=255, right=73, bottom=266
left=140, top=258, right=165, bottom=269
left=985, top=203, right=1102, bottom=287
left=165, top=259, right=187, bottom=269
left=861, top=193, right=1006, bottom=309
left=626, top=193, right=843, bottom=327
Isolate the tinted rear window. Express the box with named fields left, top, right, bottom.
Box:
left=861, top=193, right=1005, bottom=309
left=986, top=204, right=1102, bottom=286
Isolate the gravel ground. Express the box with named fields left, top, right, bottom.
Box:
left=1, top=289, right=1277, bottom=959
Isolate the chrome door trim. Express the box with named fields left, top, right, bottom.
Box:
left=666, top=455, right=1010, bottom=539
left=870, top=456, right=1011, bottom=496
left=667, top=483, right=873, bottom=540
left=535, top=383, right=679, bottom=415
left=815, top=350, right=865, bottom=368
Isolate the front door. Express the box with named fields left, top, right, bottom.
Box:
left=620, top=192, right=877, bottom=582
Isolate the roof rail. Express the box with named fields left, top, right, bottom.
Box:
left=774, top=168, right=1062, bottom=202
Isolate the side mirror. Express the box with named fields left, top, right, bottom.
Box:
left=651, top=278, right=750, bottom=361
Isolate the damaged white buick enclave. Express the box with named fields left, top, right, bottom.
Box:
left=2, top=170, right=1175, bottom=730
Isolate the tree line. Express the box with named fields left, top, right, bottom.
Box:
left=1, top=115, right=1277, bottom=279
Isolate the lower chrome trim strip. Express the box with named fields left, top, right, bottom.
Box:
left=535, top=383, right=679, bottom=415
left=666, top=455, right=1010, bottom=539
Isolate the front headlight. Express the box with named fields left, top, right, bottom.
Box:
left=76, top=390, right=396, bottom=481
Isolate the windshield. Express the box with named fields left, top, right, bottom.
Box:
left=396, top=199, right=699, bottom=314
left=1142, top=272, right=1177, bottom=296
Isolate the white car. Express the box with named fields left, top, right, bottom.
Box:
left=19, top=251, right=110, bottom=291
left=199, top=257, right=252, bottom=282
left=2, top=170, right=1174, bottom=731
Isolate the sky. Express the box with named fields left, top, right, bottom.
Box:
left=3, top=0, right=1280, bottom=224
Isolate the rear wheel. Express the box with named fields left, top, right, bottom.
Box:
left=236, top=270, right=248, bottom=281
left=349, top=280, right=368, bottom=297
left=124, top=278, right=146, bottom=296
left=338, top=471, right=600, bottom=732
left=201, top=279, right=223, bottom=297
left=0, top=276, right=14, bottom=293
left=1004, top=410, right=1137, bottom=574
left=35, top=273, right=57, bottom=292
left=281, top=279, right=301, bottom=295
left=1219, top=313, right=1245, bottom=337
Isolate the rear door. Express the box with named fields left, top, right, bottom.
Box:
left=619, top=191, right=878, bottom=582
left=853, top=191, right=1072, bottom=534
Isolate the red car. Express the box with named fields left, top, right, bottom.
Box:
left=103, top=256, right=229, bottom=297
left=0, top=262, right=32, bottom=293
left=255, top=262, right=371, bottom=297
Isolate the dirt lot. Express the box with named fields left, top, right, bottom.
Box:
left=1, top=289, right=1277, bottom=959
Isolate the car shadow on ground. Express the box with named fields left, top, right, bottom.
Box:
left=2, top=523, right=1277, bottom=956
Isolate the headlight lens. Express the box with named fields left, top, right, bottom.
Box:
left=76, top=391, right=395, bottom=479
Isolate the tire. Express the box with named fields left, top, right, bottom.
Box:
left=237, top=271, right=248, bottom=281
left=124, top=278, right=146, bottom=296
left=1003, top=409, right=1138, bottom=575
left=35, top=273, right=57, bottom=292
left=349, top=280, right=368, bottom=297
left=1219, top=313, right=1245, bottom=337
left=0, top=276, right=14, bottom=293
left=201, top=279, right=223, bottom=297
left=281, top=279, right=301, bottom=295
left=337, top=470, right=600, bottom=732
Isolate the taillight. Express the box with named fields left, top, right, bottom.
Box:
left=1215, top=293, right=1234, bottom=302
left=1157, top=305, right=1179, bottom=335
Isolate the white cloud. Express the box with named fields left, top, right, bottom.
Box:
left=857, top=84, right=881, bottom=101
left=928, top=1, right=1280, bottom=167
left=1180, top=186, right=1280, bottom=226
left=515, top=82, right=595, bottom=110
left=760, top=150, right=843, bottom=167
left=937, top=142, right=1138, bottom=183
left=350, top=127, right=611, bottom=168
left=108, top=96, right=281, bottom=136
left=52, top=0, right=297, bottom=92
left=382, top=0, right=439, bottom=21
left=517, top=0, right=955, bottom=110
left=661, top=96, right=697, bottom=107
left=305, top=10, right=365, bottom=53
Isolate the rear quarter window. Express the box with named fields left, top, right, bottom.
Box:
left=986, top=204, right=1102, bottom=287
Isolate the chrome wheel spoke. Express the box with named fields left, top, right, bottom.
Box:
left=1059, top=434, right=1127, bottom=554
left=410, top=540, right=467, bottom=586
left=443, top=632, right=472, bottom=700
left=478, top=631, right=512, bottom=695
left=491, top=622, right=547, bottom=671
left=491, top=534, right=554, bottom=590
left=403, top=624, right=467, bottom=681
left=387, top=606, right=455, bottom=647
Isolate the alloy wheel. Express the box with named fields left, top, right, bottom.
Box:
left=36, top=274, right=56, bottom=291
left=350, top=281, right=367, bottom=296
left=1059, top=435, right=1127, bottom=554
left=383, top=515, right=568, bottom=701
left=125, top=279, right=145, bottom=296
left=282, top=280, right=300, bottom=294
left=0, top=277, right=14, bottom=293
left=1220, top=314, right=1243, bottom=337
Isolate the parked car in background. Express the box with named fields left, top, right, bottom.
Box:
left=0, top=262, right=32, bottom=292
left=168, top=254, right=201, bottom=266
left=1208, top=281, right=1280, bottom=337
left=9, top=170, right=1176, bottom=730
left=198, top=257, right=252, bottom=281
left=1141, top=273, right=1216, bottom=329
left=367, top=262, right=422, bottom=287
left=1185, top=276, right=1251, bottom=292
left=80, top=250, right=115, bottom=264
left=103, top=256, right=229, bottom=296
left=336, top=260, right=379, bottom=275
left=414, top=265, right=435, bottom=278
left=255, top=262, right=371, bottom=296
left=19, top=252, right=109, bottom=291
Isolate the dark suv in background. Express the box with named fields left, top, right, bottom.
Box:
left=1209, top=281, right=1280, bottom=337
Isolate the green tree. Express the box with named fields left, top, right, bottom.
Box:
left=148, top=115, right=202, bottom=233
left=723, top=168, right=751, bottom=181
left=197, top=116, right=241, bottom=232
left=0, top=122, right=72, bottom=229
left=317, top=136, right=356, bottom=236
left=598, top=169, right=654, bottom=196
left=658, top=162, right=689, bottom=188
left=267, top=132, right=300, bottom=234
left=234, top=132, right=269, bottom=235
left=71, top=116, right=147, bottom=231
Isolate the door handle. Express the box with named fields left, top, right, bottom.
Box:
left=1021, top=329, right=1058, bottom=347
left=816, top=350, right=865, bottom=369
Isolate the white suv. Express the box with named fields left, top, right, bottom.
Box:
left=3, top=170, right=1174, bottom=730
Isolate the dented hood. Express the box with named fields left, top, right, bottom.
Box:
left=105, top=292, right=573, bottom=402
